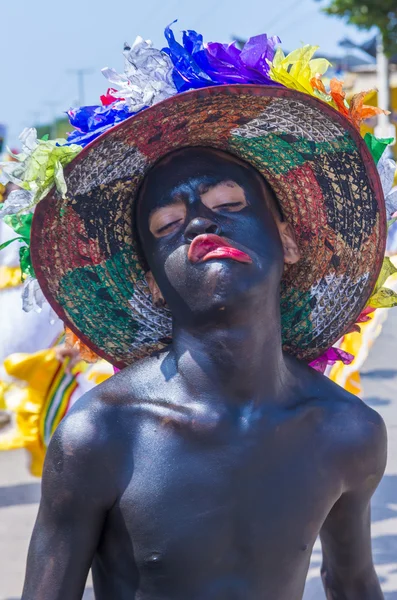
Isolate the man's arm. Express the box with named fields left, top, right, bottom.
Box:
left=22, top=401, right=117, bottom=600
left=320, top=404, right=387, bottom=600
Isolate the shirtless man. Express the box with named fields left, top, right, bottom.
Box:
left=22, top=148, right=386, bottom=599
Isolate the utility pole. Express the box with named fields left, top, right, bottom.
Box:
left=67, top=68, right=94, bottom=106
left=375, top=32, right=396, bottom=144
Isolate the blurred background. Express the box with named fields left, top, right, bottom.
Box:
left=0, top=0, right=397, bottom=598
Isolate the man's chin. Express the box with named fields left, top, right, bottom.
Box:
left=188, top=259, right=249, bottom=292
left=179, top=261, right=260, bottom=312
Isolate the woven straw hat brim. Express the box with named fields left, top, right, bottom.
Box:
left=30, top=85, right=386, bottom=368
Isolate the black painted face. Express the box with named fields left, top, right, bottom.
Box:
left=136, top=147, right=284, bottom=325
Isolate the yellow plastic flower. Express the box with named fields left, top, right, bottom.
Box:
left=270, top=46, right=389, bottom=131
left=0, top=182, right=6, bottom=203
left=268, top=45, right=331, bottom=95
left=367, top=257, right=397, bottom=308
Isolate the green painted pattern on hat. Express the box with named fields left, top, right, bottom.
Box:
left=57, top=251, right=141, bottom=357
left=291, top=134, right=357, bottom=158
left=280, top=288, right=313, bottom=347
left=229, top=133, right=357, bottom=177
left=230, top=133, right=305, bottom=175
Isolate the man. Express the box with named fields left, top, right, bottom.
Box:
left=4, top=28, right=393, bottom=600
left=22, top=147, right=386, bottom=599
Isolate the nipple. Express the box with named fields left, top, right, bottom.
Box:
left=144, top=552, right=163, bottom=568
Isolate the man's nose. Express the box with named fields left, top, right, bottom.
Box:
left=184, top=217, right=221, bottom=242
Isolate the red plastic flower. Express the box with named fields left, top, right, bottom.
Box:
left=100, top=88, right=124, bottom=107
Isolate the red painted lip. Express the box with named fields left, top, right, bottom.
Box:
left=188, top=234, right=252, bottom=264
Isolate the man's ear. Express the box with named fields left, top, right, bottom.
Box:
left=145, top=271, right=166, bottom=307
left=277, top=222, right=301, bottom=265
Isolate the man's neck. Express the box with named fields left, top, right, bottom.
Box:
left=171, top=308, right=291, bottom=408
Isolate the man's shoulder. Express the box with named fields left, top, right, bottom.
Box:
left=317, top=375, right=385, bottom=449
left=49, top=388, right=118, bottom=465
left=306, top=370, right=387, bottom=490
left=43, top=357, right=165, bottom=498
left=58, top=351, right=172, bottom=439
left=74, top=350, right=167, bottom=403
left=43, top=385, right=130, bottom=508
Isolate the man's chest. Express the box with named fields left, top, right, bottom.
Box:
left=110, top=412, right=340, bottom=572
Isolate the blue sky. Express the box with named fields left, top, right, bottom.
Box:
left=1, top=0, right=375, bottom=147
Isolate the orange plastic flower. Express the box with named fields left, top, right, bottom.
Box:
left=310, top=74, right=327, bottom=96
left=328, top=79, right=349, bottom=118
left=65, top=327, right=100, bottom=363
left=311, top=77, right=390, bottom=130
left=349, top=90, right=388, bottom=129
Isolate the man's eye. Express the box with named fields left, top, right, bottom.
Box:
left=149, top=202, right=186, bottom=238
left=156, top=219, right=183, bottom=235
left=214, top=202, right=244, bottom=211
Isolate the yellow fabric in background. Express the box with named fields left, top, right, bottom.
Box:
left=0, top=349, right=85, bottom=475
left=0, top=266, right=22, bottom=289
left=329, top=257, right=397, bottom=395
left=0, top=348, right=112, bottom=476
left=329, top=317, right=376, bottom=396
left=0, top=381, right=8, bottom=411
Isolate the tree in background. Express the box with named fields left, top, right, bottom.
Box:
left=318, top=0, right=397, bottom=57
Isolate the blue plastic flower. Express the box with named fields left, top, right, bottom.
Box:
left=66, top=103, right=132, bottom=147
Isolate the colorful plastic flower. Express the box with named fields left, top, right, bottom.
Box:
left=311, top=77, right=389, bottom=131
left=1, top=128, right=82, bottom=206
left=67, top=104, right=131, bottom=147
left=309, top=347, right=354, bottom=373
left=268, top=45, right=330, bottom=95
left=377, top=150, right=397, bottom=220
left=100, top=88, right=124, bottom=107
left=163, top=23, right=280, bottom=91
left=163, top=24, right=215, bottom=91
left=367, top=257, right=397, bottom=308
left=205, top=33, right=280, bottom=85
left=102, top=35, right=176, bottom=112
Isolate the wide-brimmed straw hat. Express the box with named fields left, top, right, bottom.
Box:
left=29, top=81, right=386, bottom=368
